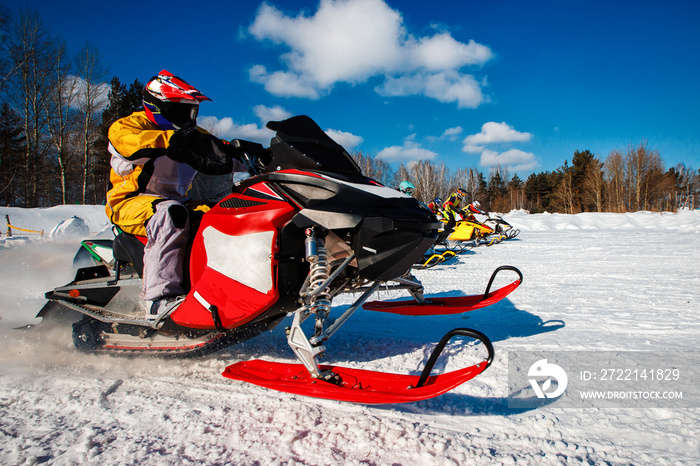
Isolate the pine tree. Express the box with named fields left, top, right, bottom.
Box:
left=0, top=103, right=27, bottom=206
left=571, top=150, right=595, bottom=212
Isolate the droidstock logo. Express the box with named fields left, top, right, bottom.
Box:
left=528, top=359, right=568, bottom=398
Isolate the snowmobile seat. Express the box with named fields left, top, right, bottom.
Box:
left=112, top=232, right=145, bottom=277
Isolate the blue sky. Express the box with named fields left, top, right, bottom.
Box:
left=10, top=0, right=700, bottom=178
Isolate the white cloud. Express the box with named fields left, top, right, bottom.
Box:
left=249, top=0, right=404, bottom=88
left=249, top=65, right=320, bottom=99
left=253, top=104, right=292, bottom=125
left=480, top=149, right=538, bottom=172
left=424, top=71, right=484, bottom=109
left=248, top=0, right=491, bottom=107
left=198, top=107, right=363, bottom=151
left=376, top=136, right=437, bottom=163
left=325, top=129, right=363, bottom=150
left=462, top=121, right=532, bottom=152
left=441, top=126, right=463, bottom=140
left=198, top=116, right=275, bottom=144
left=460, top=122, right=537, bottom=172
left=408, top=34, right=492, bottom=70
left=376, top=70, right=484, bottom=108
left=199, top=105, right=293, bottom=142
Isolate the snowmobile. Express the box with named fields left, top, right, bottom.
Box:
left=414, top=226, right=472, bottom=269
left=447, top=218, right=506, bottom=246
left=483, top=215, right=520, bottom=240
left=40, top=115, right=523, bottom=404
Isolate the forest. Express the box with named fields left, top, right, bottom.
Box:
left=0, top=8, right=698, bottom=213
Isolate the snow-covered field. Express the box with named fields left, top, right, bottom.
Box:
left=1, top=205, right=699, bottom=465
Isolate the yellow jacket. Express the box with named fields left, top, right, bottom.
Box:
left=106, top=111, right=197, bottom=212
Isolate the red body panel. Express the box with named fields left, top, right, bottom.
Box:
left=170, top=186, right=298, bottom=329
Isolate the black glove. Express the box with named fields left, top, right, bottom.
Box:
left=229, top=139, right=273, bottom=173
left=167, top=127, right=233, bottom=175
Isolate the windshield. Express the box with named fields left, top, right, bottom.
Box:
left=265, top=115, right=362, bottom=177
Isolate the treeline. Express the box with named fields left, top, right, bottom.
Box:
left=0, top=7, right=143, bottom=207
left=1, top=8, right=698, bottom=213
left=354, top=146, right=700, bottom=213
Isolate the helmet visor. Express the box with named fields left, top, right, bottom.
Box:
left=163, top=102, right=199, bottom=129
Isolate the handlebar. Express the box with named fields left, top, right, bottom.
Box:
left=230, top=139, right=271, bottom=176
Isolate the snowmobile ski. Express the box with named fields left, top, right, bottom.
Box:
left=363, top=266, right=522, bottom=315
left=415, top=249, right=457, bottom=269
left=223, top=328, right=493, bottom=404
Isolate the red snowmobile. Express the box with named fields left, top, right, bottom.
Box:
left=41, top=116, right=522, bottom=404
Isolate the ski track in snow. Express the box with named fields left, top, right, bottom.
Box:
left=0, top=206, right=699, bottom=465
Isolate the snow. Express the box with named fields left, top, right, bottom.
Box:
left=1, top=205, right=699, bottom=465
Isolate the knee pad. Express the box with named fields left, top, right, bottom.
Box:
left=168, top=204, right=189, bottom=229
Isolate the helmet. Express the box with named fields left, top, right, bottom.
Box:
left=434, top=197, right=443, bottom=205
left=457, top=188, right=467, bottom=197
left=399, top=181, right=415, bottom=195
left=472, top=200, right=481, bottom=208
left=143, top=70, right=210, bottom=130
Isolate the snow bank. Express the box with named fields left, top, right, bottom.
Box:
left=503, top=209, right=700, bottom=232
left=0, top=205, right=111, bottom=247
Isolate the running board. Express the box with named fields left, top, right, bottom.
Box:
left=223, top=329, right=493, bottom=404
left=363, top=266, right=522, bottom=316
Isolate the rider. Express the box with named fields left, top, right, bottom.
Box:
left=442, top=188, right=468, bottom=232
left=398, top=181, right=415, bottom=196
left=427, top=197, right=444, bottom=219
left=462, top=200, right=486, bottom=222
left=105, top=70, right=246, bottom=318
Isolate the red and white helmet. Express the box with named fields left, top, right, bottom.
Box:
left=469, top=200, right=485, bottom=214
left=143, top=70, right=210, bottom=130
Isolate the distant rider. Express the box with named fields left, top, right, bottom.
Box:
left=398, top=181, right=415, bottom=196
left=427, top=197, right=444, bottom=220
left=105, top=70, right=246, bottom=318
left=462, top=200, right=486, bottom=222
left=442, top=188, right=468, bottom=232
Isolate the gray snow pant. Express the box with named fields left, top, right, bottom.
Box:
left=142, top=200, right=190, bottom=301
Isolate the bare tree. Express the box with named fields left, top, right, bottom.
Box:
left=582, top=158, right=605, bottom=212
left=410, top=160, right=448, bottom=203
left=351, top=151, right=393, bottom=186
left=674, top=163, right=699, bottom=210
left=74, top=42, right=109, bottom=203
left=507, top=174, right=525, bottom=211
left=393, top=164, right=411, bottom=191
left=604, top=150, right=625, bottom=213
left=551, top=164, right=575, bottom=214
left=45, top=39, right=78, bottom=204
left=625, top=142, right=665, bottom=211
left=7, top=9, right=55, bottom=206
left=453, top=167, right=482, bottom=204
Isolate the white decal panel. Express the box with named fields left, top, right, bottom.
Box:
left=202, top=226, right=274, bottom=293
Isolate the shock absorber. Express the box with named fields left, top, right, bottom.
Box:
left=304, top=228, right=332, bottom=316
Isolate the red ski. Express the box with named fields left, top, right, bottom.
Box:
left=363, top=266, right=522, bottom=316
left=223, top=329, right=493, bottom=404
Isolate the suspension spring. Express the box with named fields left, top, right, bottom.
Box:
left=305, top=230, right=332, bottom=314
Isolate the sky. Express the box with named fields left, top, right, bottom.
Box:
left=7, top=0, right=700, bottom=179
